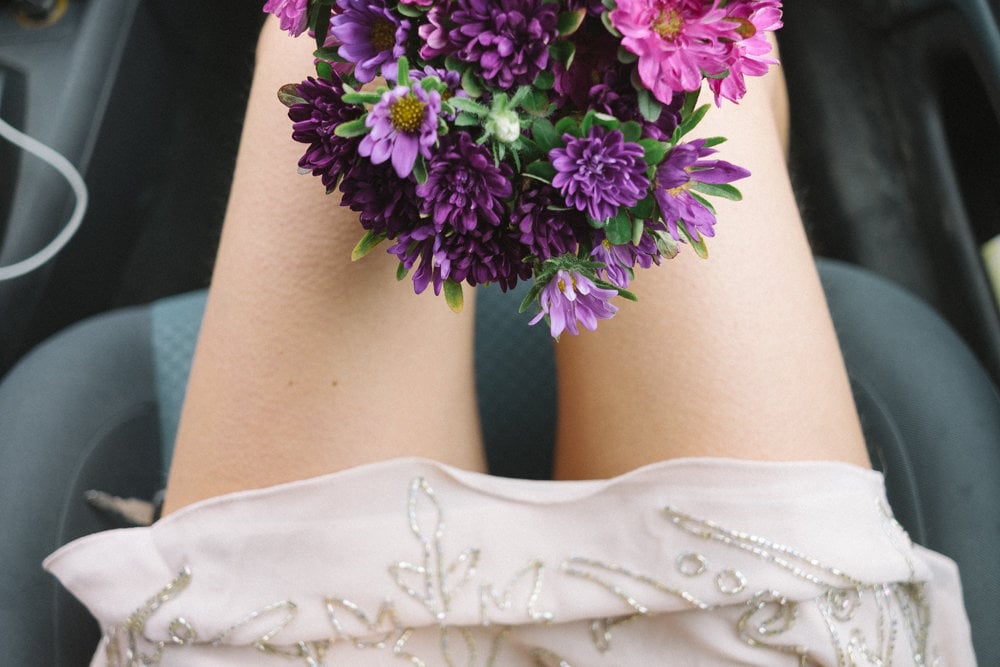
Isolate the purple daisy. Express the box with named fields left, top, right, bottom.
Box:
left=654, top=139, right=751, bottom=240
left=338, top=159, right=419, bottom=238
left=416, top=132, right=513, bottom=233
left=529, top=269, right=619, bottom=337
left=449, top=0, right=559, bottom=88
left=550, top=126, right=650, bottom=222
left=288, top=76, right=364, bottom=192
left=513, top=185, right=587, bottom=260
left=358, top=84, right=441, bottom=179
left=590, top=228, right=661, bottom=288
left=263, top=0, right=309, bottom=37
left=708, top=0, right=783, bottom=105
left=331, top=0, right=411, bottom=83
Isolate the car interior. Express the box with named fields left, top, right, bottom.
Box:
left=0, top=0, right=998, bottom=664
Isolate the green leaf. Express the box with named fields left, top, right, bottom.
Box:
left=311, top=2, right=332, bottom=48
left=315, top=60, right=333, bottom=81
left=443, top=279, right=464, bottom=313
left=334, top=118, right=370, bottom=138
left=557, top=8, right=586, bottom=35
left=412, top=155, right=428, bottom=184
left=396, top=261, right=409, bottom=281
left=449, top=96, right=490, bottom=116
left=461, top=68, right=483, bottom=97
left=277, top=83, right=306, bottom=108
left=621, top=120, right=642, bottom=143
left=554, top=115, right=579, bottom=138
left=600, top=9, right=621, bottom=37
left=630, top=193, right=655, bottom=219
left=521, top=88, right=552, bottom=116
left=341, top=91, right=384, bottom=105
left=518, top=280, right=544, bottom=314
left=690, top=181, right=743, bottom=201
left=605, top=210, right=632, bottom=244
left=638, top=138, right=668, bottom=166
left=313, top=46, right=341, bottom=62
left=637, top=88, right=662, bottom=123
left=454, top=112, right=480, bottom=127
left=509, top=85, right=532, bottom=109
left=702, top=136, right=727, bottom=148
left=681, top=89, right=700, bottom=117
left=591, top=112, right=620, bottom=132
left=531, top=118, right=560, bottom=153
left=689, top=191, right=717, bottom=215
left=549, top=40, right=576, bottom=69
left=616, top=45, right=637, bottom=64
left=631, top=214, right=645, bottom=245
left=351, top=230, right=387, bottom=261
left=534, top=69, right=555, bottom=90
left=674, top=103, right=710, bottom=141
left=677, top=222, right=709, bottom=259
left=525, top=160, right=557, bottom=182
left=396, top=56, right=410, bottom=86
left=396, top=1, right=425, bottom=17
left=580, top=109, right=596, bottom=135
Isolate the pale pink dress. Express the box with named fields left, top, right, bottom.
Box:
left=45, top=457, right=976, bottom=666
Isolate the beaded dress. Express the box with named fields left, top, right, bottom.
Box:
left=46, top=456, right=976, bottom=666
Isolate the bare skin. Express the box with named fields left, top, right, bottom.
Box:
left=163, top=20, right=867, bottom=514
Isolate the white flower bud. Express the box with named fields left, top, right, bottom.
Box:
left=492, top=111, right=521, bottom=144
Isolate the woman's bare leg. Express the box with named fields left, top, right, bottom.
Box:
left=162, top=20, right=484, bottom=514
left=553, top=60, right=869, bottom=480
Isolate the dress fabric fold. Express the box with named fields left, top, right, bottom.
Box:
left=45, top=456, right=977, bottom=666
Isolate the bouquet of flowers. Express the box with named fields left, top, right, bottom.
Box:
left=264, top=0, right=782, bottom=337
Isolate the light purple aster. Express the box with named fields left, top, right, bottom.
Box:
left=449, top=0, right=559, bottom=88
left=331, top=0, right=411, bottom=83
left=338, top=159, right=419, bottom=238
left=550, top=126, right=650, bottom=222
left=589, top=228, right=661, bottom=288
left=654, top=139, right=751, bottom=241
left=529, top=269, right=619, bottom=338
left=358, top=84, right=441, bottom=179
left=288, top=75, right=364, bottom=192
left=263, top=0, right=309, bottom=36
left=416, top=132, right=513, bottom=233
left=513, top=185, right=586, bottom=260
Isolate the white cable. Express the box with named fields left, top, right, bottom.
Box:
left=0, top=114, right=89, bottom=281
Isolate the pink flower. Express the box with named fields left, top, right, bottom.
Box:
left=610, top=0, right=738, bottom=103
left=263, top=0, right=309, bottom=37
left=708, top=0, right=783, bottom=104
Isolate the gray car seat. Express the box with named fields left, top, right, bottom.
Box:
left=0, top=258, right=997, bottom=665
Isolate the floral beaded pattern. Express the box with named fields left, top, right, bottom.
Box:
left=100, top=475, right=939, bottom=666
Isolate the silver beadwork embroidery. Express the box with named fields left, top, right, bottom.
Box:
left=93, top=475, right=940, bottom=666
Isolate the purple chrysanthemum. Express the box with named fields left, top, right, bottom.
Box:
left=590, top=228, right=661, bottom=288
left=449, top=0, right=559, bottom=88
left=529, top=269, right=619, bottom=337
left=331, top=0, right=411, bottom=83
left=416, top=132, right=513, bottom=233
left=389, top=221, right=530, bottom=295
left=654, top=139, right=750, bottom=240
left=513, top=185, right=586, bottom=259
left=359, top=84, right=441, bottom=179
left=550, top=126, right=650, bottom=222
left=288, top=76, right=364, bottom=191
left=263, top=0, right=309, bottom=36
left=338, top=159, right=419, bottom=238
